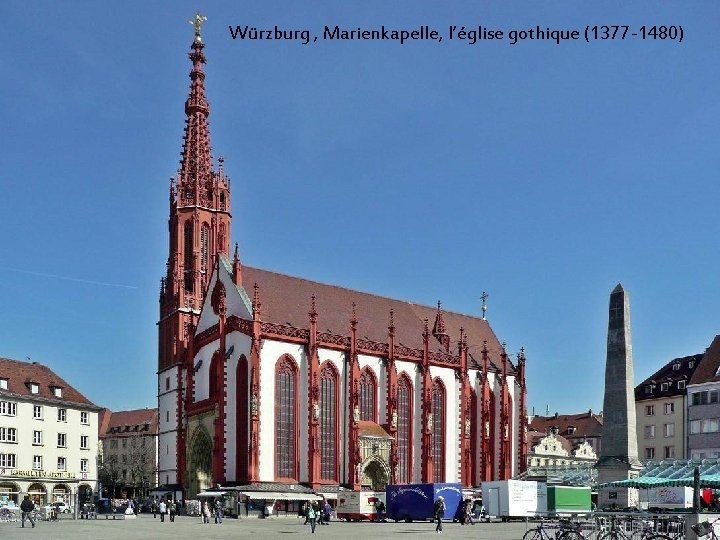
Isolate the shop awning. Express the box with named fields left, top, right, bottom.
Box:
left=238, top=491, right=321, bottom=501
left=197, top=491, right=229, bottom=498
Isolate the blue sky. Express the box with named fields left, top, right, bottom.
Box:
left=2, top=1, right=718, bottom=415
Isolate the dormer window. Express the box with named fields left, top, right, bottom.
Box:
left=0, top=379, right=7, bottom=390
left=661, top=382, right=669, bottom=391
left=52, top=387, right=62, bottom=398
left=567, top=426, right=576, bottom=435
left=645, top=385, right=653, bottom=394
left=689, top=361, right=695, bottom=368
left=673, top=363, right=680, bottom=371
left=678, top=380, right=686, bottom=390
left=30, top=383, right=39, bottom=394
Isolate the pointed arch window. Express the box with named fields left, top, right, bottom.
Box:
left=359, top=369, right=376, bottom=422
left=320, top=363, right=338, bottom=481
left=431, top=379, right=446, bottom=482
left=184, top=221, right=194, bottom=292
left=397, top=375, right=413, bottom=484
left=275, top=356, right=298, bottom=480
left=220, top=192, right=226, bottom=211
left=200, top=223, right=209, bottom=274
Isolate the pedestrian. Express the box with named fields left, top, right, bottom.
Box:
left=159, top=498, right=167, bottom=522
left=152, top=498, right=158, bottom=518
left=307, top=502, right=317, bottom=534
left=202, top=501, right=211, bottom=524
left=301, top=502, right=308, bottom=524
left=433, top=495, right=445, bottom=534
left=377, top=500, right=385, bottom=522
left=169, top=499, right=176, bottom=522
left=322, top=500, right=331, bottom=524
left=214, top=498, right=223, bottom=524
left=20, top=495, right=35, bottom=528
left=465, top=499, right=474, bottom=525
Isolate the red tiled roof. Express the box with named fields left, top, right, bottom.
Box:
left=0, top=357, right=97, bottom=406
left=529, top=411, right=603, bottom=439
left=101, top=408, right=158, bottom=437
left=358, top=420, right=392, bottom=438
left=243, top=266, right=514, bottom=372
left=690, top=336, right=720, bottom=385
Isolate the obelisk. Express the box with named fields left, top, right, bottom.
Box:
left=597, top=284, right=642, bottom=508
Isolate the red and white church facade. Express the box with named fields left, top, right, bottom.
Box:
left=157, top=25, right=529, bottom=498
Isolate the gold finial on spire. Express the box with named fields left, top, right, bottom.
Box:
left=189, top=12, right=208, bottom=43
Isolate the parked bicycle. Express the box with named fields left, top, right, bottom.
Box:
left=522, top=517, right=588, bottom=540
left=597, top=514, right=672, bottom=540
left=0, top=507, right=18, bottom=522
left=692, top=517, right=720, bottom=539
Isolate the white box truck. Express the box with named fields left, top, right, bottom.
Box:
left=482, top=480, right=547, bottom=520
left=335, top=491, right=385, bottom=522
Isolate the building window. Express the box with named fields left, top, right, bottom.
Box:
left=397, top=375, right=413, bottom=484
left=57, top=457, right=66, bottom=471
left=359, top=369, right=376, bottom=422
left=200, top=223, right=209, bottom=272
left=431, top=379, right=446, bottom=483
left=80, top=411, right=89, bottom=425
left=678, top=381, right=686, bottom=390
left=644, top=425, right=656, bottom=439
left=33, top=430, right=42, bottom=445
left=673, top=363, right=680, bottom=371
left=30, top=383, right=39, bottom=394
left=645, top=405, right=655, bottom=416
left=645, top=448, right=655, bottom=459
left=0, top=454, right=16, bottom=468
left=644, top=385, right=652, bottom=395
left=166, top=411, right=169, bottom=423
left=80, top=435, right=89, bottom=449
left=0, top=401, right=17, bottom=416
left=275, top=355, right=297, bottom=480
left=664, top=446, right=675, bottom=459
left=0, top=379, right=6, bottom=390
left=80, top=459, right=88, bottom=472
left=33, top=405, right=43, bottom=420
left=110, top=439, right=118, bottom=449
left=689, top=361, right=695, bottom=368
left=184, top=221, right=194, bottom=292
left=664, top=403, right=675, bottom=414
left=53, top=387, right=62, bottom=398
left=58, top=409, right=67, bottom=422
left=122, top=439, right=127, bottom=449
left=319, top=363, right=338, bottom=482
left=664, top=423, right=675, bottom=437
left=691, top=419, right=720, bottom=434
left=166, top=377, right=170, bottom=391
left=0, top=427, right=17, bottom=443
left=33, top=455, right=42, bottom=470
left=57, top=433, right=66, bottom=448
left=661, top=382, right=669, bottom=391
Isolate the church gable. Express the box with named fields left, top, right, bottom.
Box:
left=195, top=256, right=252, bottom=336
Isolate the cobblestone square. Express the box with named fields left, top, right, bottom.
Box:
left=0, top=514, right=531, bottom=539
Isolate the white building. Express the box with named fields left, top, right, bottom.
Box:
left=0, top=357, right=101, bottom=508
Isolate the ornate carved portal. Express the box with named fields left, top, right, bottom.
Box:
left=186, top=427, right=213, bottom=498
left=358, top=433, right=392, bottom=491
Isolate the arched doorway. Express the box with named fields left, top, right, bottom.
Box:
left=28, top=482, right=47, bottom=505
left=0, top=482, right=20, bottom=506
left=361, top=458, right=390, bottom=491
left=187, top=427, right=213, bottom=498
left=52, top=484, right=70, bottom=504
left=78, top=484, right=93, bottom=505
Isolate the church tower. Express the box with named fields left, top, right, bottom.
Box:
left=158, top=14, right=231, bottom=487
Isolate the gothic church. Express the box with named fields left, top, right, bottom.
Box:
left=158, top=21, right=528, bottom=498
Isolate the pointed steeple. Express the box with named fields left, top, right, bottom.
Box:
left=432, top=301, right=450, bottom=352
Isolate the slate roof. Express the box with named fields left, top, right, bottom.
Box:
left=101, top=407, right=159, bottom=438
left=0, top=356, right=97, bottom=407
left=635, top=353, right=703, bottom=400
left=690, top=336, right=720, bottom=386
left=243, top=265, right=515, bottom=373
left=529, top=411, right=603, bottom=441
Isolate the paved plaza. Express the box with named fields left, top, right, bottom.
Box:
left=0, top=513, right=532, bottom=539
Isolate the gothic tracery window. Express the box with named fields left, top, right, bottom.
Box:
left=200, top=223, right=209, bottom=273
left=183, top=221, right=194, bottom=292
left=397, top=375, right=412, bottom=484
left=431, top=379, right=446, bottom=482
left=320, top=363, right=338, bottom=481
left=275, top=356, right=297, bottom=479
left=359, top=369, right=376, bottom=422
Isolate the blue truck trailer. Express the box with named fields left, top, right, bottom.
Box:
left=385, top=483, right=463, bottom=522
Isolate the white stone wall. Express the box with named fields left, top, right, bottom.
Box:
left=158, top=364, right=179, bottom=483
left=223, top=332, right=251, bottom=481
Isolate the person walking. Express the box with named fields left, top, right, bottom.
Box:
left=322, top=500, right=331, bottom=525
left=169, top=499, right=176, bottom=522
left=214, top=499, right=223, bottom=524
left=433, top=496, right=445, bottom=534
left=158, top=498, right=167, bottom=522
left=202, top=501, right=211, bottom=524
left=307, top=502, right=317, bottom=534
left=152, top=498, right=158, bottom=519
left=20, top=496, right=35, bottom=528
